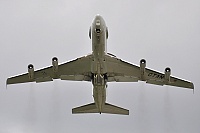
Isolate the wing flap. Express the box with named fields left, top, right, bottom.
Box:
left=35, top=76, right=53, bottom=83
left=60, top=75, right=91, bottom=81
left=108, top=76, right=138, bottom=82
left=147, top=79, right=164, bottom=86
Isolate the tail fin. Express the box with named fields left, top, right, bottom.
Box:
left=72, top=103, right=129, bottom=115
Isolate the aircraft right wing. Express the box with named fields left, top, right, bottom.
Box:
left=105, top=55, right=194, bottom=89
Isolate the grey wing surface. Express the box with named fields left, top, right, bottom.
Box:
left=7, top=55, right=92, bottom=85
left=105, top=55, right=194, bottom=89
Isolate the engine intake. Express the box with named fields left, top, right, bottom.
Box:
left=140, top=59, right=146, bottom=80
left=164, top=67, right=171, bottom=82
left=28, top=64, right=34, bottom=80
left=52, top=57, right=58, bottom=73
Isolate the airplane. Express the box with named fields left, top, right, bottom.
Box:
left=7, top=15, right=194, bottom=115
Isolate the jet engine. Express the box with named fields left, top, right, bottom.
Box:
left=28, top=64, right=34, bottom=80
left=140, top=59, right=146, bottom=80
left=52, top=57, right=58, bottom=73
left=164, top=67, right=171, bottom=82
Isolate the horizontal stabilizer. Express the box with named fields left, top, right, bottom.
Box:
left=72, top=103, right=129, bottom=115
left=72, top=103, right=98, bottom=114
left=103, top=103, right=129, bottom=115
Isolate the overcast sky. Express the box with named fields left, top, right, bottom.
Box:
left=0, top=0, right=200, bottom=133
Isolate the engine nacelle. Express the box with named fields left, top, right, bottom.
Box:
left=164, top=67, right=171, bottom=82
left=140, top=59, right=146, bottom=80
left=52, top=57, right=58, bottom=73
left=28, top=64, right=34, bottom=80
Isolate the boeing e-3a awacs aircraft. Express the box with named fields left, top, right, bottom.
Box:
left=7, top=15, right=194, bottom=115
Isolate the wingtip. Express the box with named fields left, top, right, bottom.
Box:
left=191, top=82, right=194, bottom=89
left=6, top=79, right=8, bottom=90
left=6, top=78, right=13, bottom=87
left=192, top=83, right=195, bottom=94
left=190, top=82, right=194, bottom=94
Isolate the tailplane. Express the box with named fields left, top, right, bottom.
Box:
left=72, top=103, right=129, bottom=115
left=103, top=103, right=129, bottom=115
left=72, top=103, right=98, bottom=114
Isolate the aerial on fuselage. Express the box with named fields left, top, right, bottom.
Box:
left=7, top=15, right=194, bottom=115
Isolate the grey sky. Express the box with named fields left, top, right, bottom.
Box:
left=0, top=0, right=200, bottom=133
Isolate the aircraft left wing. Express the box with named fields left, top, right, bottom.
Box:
left=105, top=55, right=194, bottom=89
left=7, top=55, right=93, bottom=85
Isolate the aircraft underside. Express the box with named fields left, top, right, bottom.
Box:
left=6, top=14, right=194, bottom=115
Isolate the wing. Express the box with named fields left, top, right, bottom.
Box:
left=105, top=55, right=194, bottom=89
left=7, top=55, right=93, bottom=85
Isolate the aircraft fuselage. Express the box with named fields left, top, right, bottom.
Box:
left=91, top=15, right=108, bottom=113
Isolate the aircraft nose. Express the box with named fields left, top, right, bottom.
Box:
left=95, top=21, right=101, bottom=33
left=96, top=19, right=100, bottom=26
left=94, top=14, right=102, bottom=24
left=94, top=16, right=101, bottom=33
left=95, top=14, right=101, bottom=19
left=93, top=14, right=105, bottom=34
